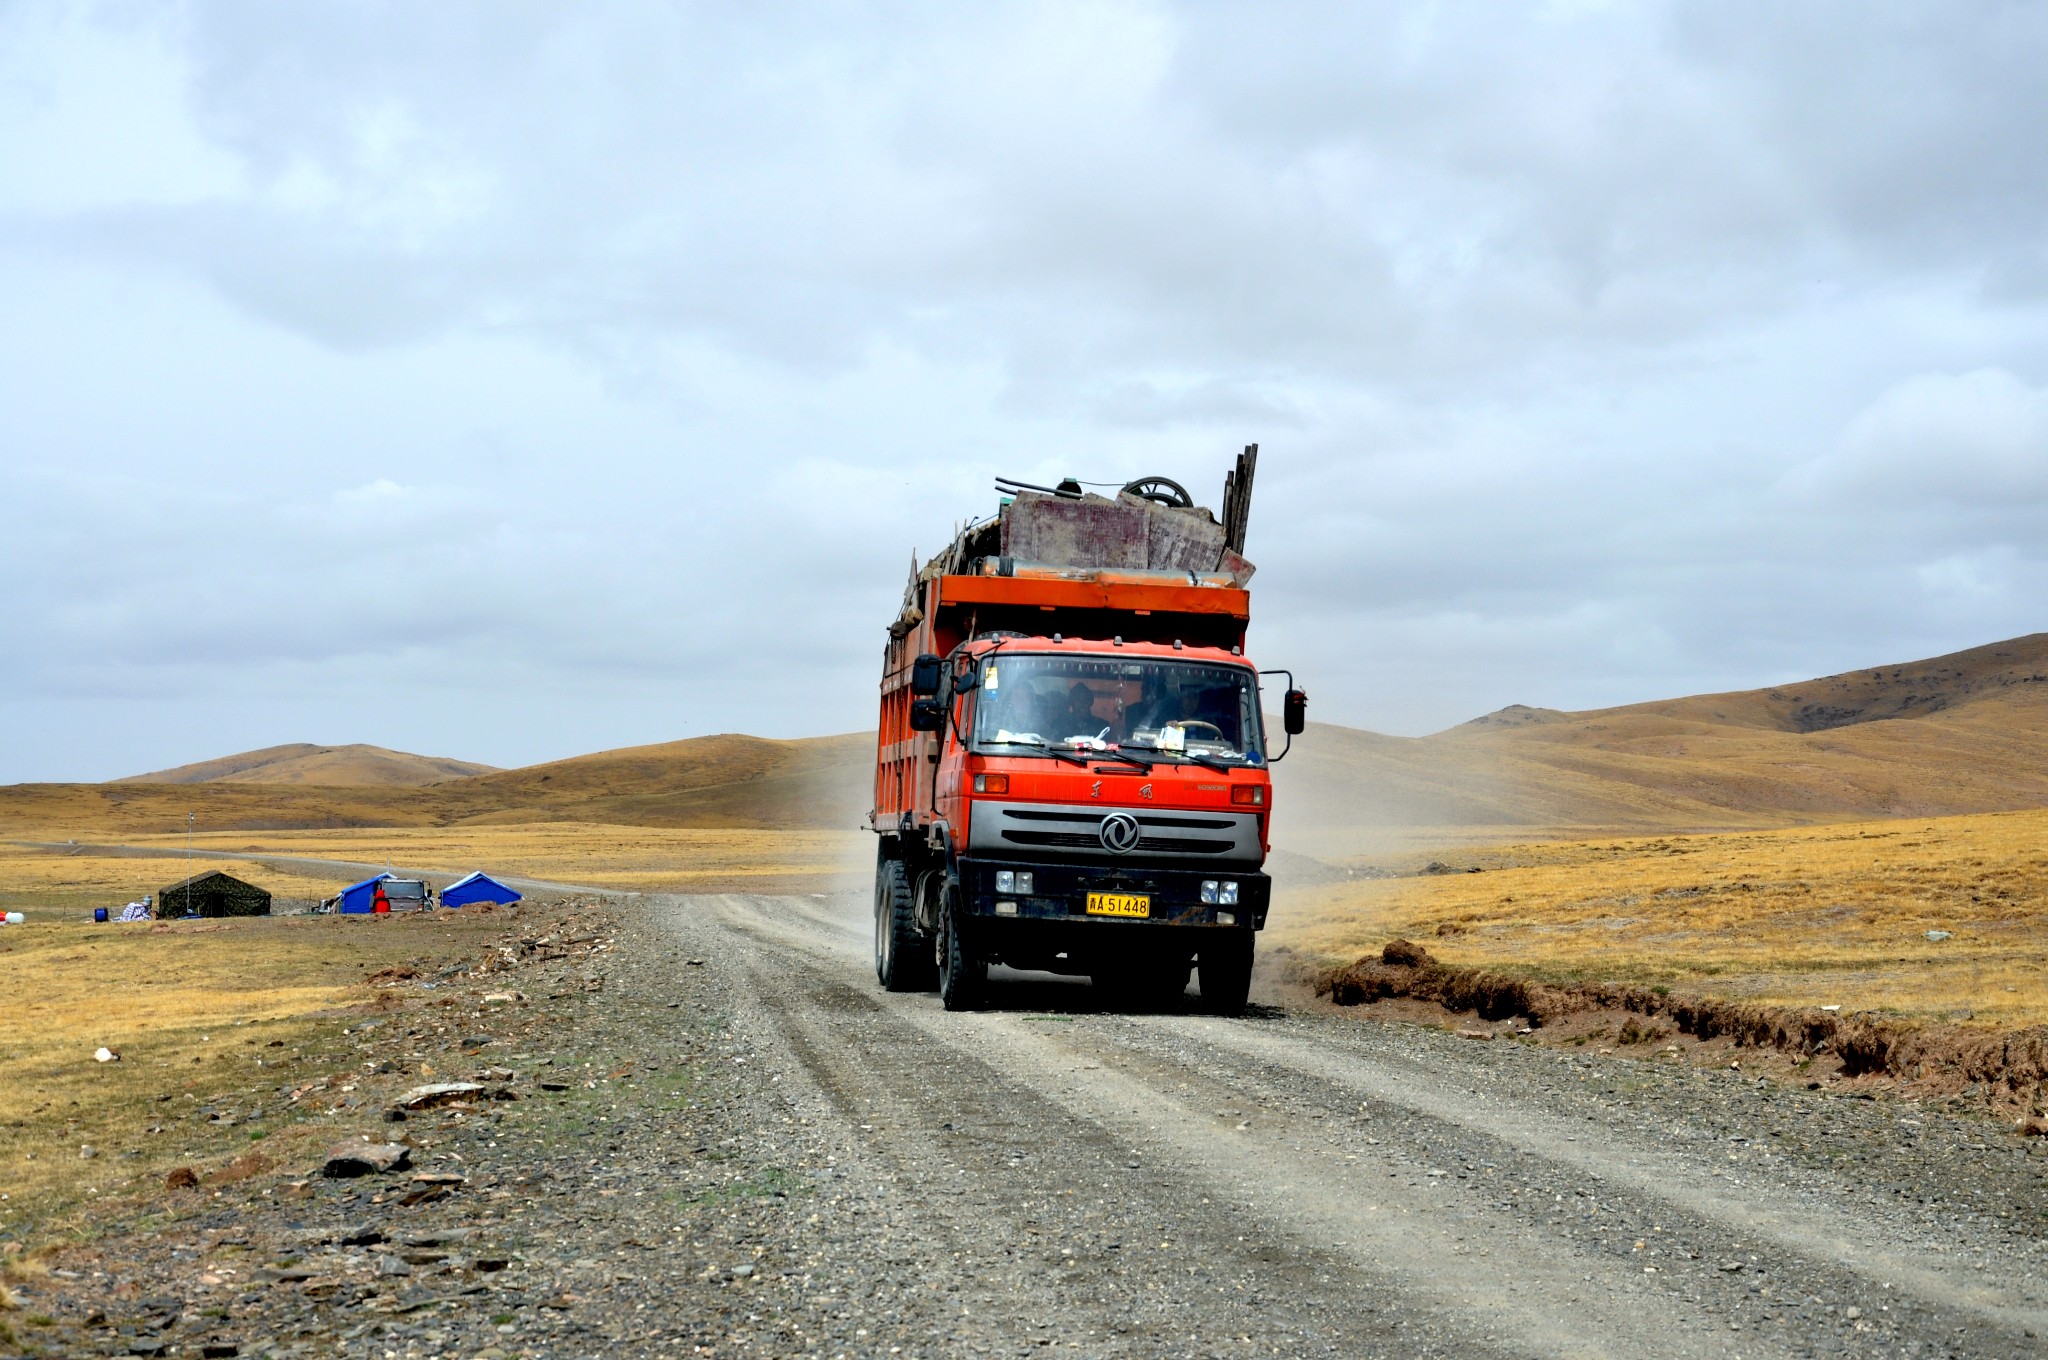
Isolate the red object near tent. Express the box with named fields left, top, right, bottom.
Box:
left=372, top=884, right=390, bottom=914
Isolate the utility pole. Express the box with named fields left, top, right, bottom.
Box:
left=186, top=811, right=194, bottom=918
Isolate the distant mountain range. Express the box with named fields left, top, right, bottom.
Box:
left=9, top=633, right=2044, bottom=844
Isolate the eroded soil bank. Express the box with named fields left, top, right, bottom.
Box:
left=1307, top=939, right=2048, bottom=1124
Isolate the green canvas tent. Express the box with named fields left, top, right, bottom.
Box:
left=157, top=870, right=272, bottom=919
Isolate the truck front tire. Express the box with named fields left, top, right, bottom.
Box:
left=937, top=886, right=985, bottom=1011
left=1199, top=932, right=1255, bottom=1015
left=875, top=858, right=934, bottom=992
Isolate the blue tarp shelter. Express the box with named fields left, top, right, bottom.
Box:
left=442, top=872, right=521, bottom=907
left=336, top=873, right=394, bottom=915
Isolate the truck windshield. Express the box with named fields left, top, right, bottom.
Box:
left=972, top=654, right=1265, bottom=764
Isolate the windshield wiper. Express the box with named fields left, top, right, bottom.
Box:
left=982, top=737, right=1092, bottom=768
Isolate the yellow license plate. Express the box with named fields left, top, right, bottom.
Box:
left=1085, top=892, right=1151, bottom=919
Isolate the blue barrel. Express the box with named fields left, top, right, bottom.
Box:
left=94, top=907, right=109, bottom=923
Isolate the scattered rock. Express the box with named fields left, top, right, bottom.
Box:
left=1924, top=930, right=1951, bottom=942
left=321, top=1142, right=412, bottom=1178
left=1718, top=1261, right=1744, bottom=1273
left=377, top=1254, right=413, bottom=1278
left=80, top=1144, right=98, bottom=1159
left=481, top=992, right=525, bottom=1004
left=1456, top=1029, right=1494, bottom=1041
left=392, top=1081, right=498, bottom=1110
left=2018, top=1115, right=2048, bottom=1138
left=165, top=1166, right=200, bottom=1190
left=94, top=1046, right=120, bottom=1063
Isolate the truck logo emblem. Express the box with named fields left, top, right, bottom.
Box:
left=1091, top=780, right=1102, bottom=799
left=1139, top=783, right=1153, bottom=800
left=1099, top=811, right=1142, bottom=854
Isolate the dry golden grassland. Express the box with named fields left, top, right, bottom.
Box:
left=105, top=825, right=875, bottom=896
left=1271, top=807, right=2048, bottom=1028
left=0, top=908, right=520, bottom=1239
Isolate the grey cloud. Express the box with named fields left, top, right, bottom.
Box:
left=1798, top=368, right=2048, bottom=507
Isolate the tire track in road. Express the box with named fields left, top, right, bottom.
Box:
left=1183, top=1020, right=2048, bottom=1330
left=706, top=897, right=1444, bottom=1358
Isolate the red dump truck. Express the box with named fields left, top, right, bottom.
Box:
left=870, top=447, right=1305, bottom=1012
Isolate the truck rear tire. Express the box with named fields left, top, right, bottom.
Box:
left=874, top=859, right=933, bottom=992
left=937, top=888, right=985, bottom=1011
left=1199, top=933, right=1255, bottom=1015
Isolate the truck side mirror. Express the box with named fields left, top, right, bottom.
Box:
left=1284, top=689, right=1308, bottom=735
left=910, top=654, right=943, bottom=697
left=908, top=698, right=945, bottom=732
left=952, top=660, right=978, bottom=693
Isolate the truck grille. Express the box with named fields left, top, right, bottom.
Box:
left=968, top=801, right=1261, bottom=864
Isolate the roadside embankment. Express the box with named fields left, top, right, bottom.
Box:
left=1309, top=939, right=2048, bottom=1123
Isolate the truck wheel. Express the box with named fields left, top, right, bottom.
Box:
left=1199, top=933, right=1255, bottom=1015
left=874, top=859, right=933, bottom=992
left=937, top=889, right=985, bottom=1011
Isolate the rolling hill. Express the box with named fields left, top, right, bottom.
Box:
left=1274, top=633, right=2048, bottom=855
left=116, top=743, right=498, bottom=787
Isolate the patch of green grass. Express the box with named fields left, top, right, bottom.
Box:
left=678, top=1166, right=809, bottom=1205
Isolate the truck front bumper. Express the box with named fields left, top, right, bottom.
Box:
left=958, top=856, right=1261, bottom=942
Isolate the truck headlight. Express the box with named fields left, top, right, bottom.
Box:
left=1015, top=871, right=1032, bottom=894
left=1218, top=881, right=1239, bottom=906
left=1200, top=880, right=1219, bottom=904
left=996, top=871, right=1033, bottom=895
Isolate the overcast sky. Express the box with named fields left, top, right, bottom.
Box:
left=5, top=1, right=2045, bottom=781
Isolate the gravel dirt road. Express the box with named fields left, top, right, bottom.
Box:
left=19, top=890, right=2047, bottom=1359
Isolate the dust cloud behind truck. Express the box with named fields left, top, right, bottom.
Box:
left=869, top=446, right=1306, bottom=1012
